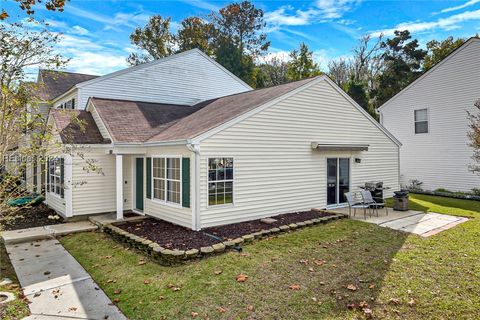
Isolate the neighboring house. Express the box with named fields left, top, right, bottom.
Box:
left=43, top=70, right=400, bottom=229
left=378, top=37, right=480, bottom=193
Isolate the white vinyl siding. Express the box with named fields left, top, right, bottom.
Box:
left=380, top=39, right=480, bottom=192
left=71, top=148, right=117, bottom=216
left=144, top=146, right=193, bottom=228
left=76, top=50, right=250, bottom=109
left=199, top=80, right=400, bottom=228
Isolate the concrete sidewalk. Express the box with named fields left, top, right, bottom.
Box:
left=1, top=221, right=97, bottom=244
left=6, top=239, right=126, bottom=320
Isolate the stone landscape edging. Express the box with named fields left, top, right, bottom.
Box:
left=103, top=210, right=347, bottom=266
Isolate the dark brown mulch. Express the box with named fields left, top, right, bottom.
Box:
left=204, top=210, right=333, bottom=240
left=1, top=204, right=64, bottom=231
left=118, top=219, right=218, bottom=251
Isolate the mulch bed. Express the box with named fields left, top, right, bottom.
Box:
left=118, top=210, right=334, bottom=251
left=1, top=204, right=64, bottom=231
left=204, top=210, right=333, bottom=240
left=118, top=219, right=218, bottom=251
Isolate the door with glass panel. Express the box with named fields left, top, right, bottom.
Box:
left=327, top=158, right=350, bottom=206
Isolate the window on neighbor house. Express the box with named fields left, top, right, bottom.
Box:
left=48, top=157, right=64, bottom=197
left=152, top=157, right=181, bottom=204
left=414, top=109, right=429, bottom=134
left=208, top=157, right=234, bottom=206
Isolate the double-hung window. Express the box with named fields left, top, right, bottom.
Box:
left=208, top=157, right=234, bottom=206
left=152, top=157, right=181, bottom=204
left=48, top=157, right=64, bottom=197
left=414, top=109, right=429, bottom=134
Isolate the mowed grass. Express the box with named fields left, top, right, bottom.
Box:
left=61, top=195, right=480, bottom=319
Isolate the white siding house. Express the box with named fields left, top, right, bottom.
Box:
left=379, top=37, right=480, bottom=192
left=45, top=74, right=400, bottom=230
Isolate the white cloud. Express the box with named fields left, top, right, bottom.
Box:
left=180, top=0, right=220, bottom=11
left=70, top=25, right=89, bottom=36
left=265, top=0, right=360, bottom=27
left=371, top=9, right=480, bottom=37
left=65, top=50, right=127, bottom=75
left=440, top=0, right=480, bottom=13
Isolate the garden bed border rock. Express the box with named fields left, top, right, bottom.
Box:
left=102, top=210, right=347, bottom=266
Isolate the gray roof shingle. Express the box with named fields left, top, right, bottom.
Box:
left=50, top=109, right=110, bottom=144
left=38, top=70, right=98, bottom=101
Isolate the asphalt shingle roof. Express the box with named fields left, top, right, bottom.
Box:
left=38, top=70, right=98, bottom=101
left=50, top=109, right=110, bottom=144
left=90, top=77, right=319, bottom=143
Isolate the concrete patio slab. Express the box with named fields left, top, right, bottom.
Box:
left=331, top=207, right=468, bottom=237
left=1, top=221, right=97, bottom=244
left=89, top=212, right=146, bottom=227
left=5, top=239, right=126, bottom=320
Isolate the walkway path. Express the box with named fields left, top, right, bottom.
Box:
left=3, top=222, right=126, bottom=320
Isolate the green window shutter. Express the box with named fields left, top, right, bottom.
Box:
left=60, top=158, right=65, bottom=198
left=182, top=158, right=190, bottom=208
left=146, top=157, right=152, bottom=199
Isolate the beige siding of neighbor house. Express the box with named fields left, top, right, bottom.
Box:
left=199, top=79, right=400, bottom=228
left=71, top=147, right=117, bottom=216
left=379, top=39, right=480, bottom=192
left=144, top=145, right=194, bottom=229
left=76, top=50, right=251, bottom=109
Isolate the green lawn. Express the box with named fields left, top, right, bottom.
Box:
left=60, top=194, right=480, bottom=319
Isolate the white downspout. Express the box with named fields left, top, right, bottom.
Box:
left=186, top=142, right=201, bottom=230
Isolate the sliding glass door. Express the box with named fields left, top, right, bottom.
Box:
left=327, top=158, right=350, bottom=206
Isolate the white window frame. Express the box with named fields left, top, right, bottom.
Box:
left=49, top=157, right=63, bottom=197
left=151, top=156, right=182, bottom=207
left=414, top=108, right=429, bottom=134
left=207, top=157, right=235, bottom=207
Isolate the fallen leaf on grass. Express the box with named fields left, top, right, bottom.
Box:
left=408, top=298, right=416, bottom=306
left=247, top=305, right=254, bottom=311
left=138, top=260, right=146, bottom=266
left=114, top=289, right=122, bottom=295
left=172, top=287, right=181, bottom=291
left=346, top=284, right=357, bottom=291
left=289, top=284, right=300, bottom=290
left=299, top=259, right=308, bottom=265
left=105, top=255, right=112, bottom=259
left=217, top=306, right=227, bottom=313
left=235, top=274, right=248, bottom=282
left=359, top=301, right=369, bottom=308
left=368, top=283, right=376, bottom=289
left=389, top=298, right=400, bottom=305
left=113, top=298, right=120, bottom=303
left=346, top=303, right=356, bottom=309
left=214, top=270, right=223, bottom=275
left=308, top=267, right=314, bottom=272
left=363, top=308, right=373, bottom=318
left=144, top=279, right=150, bottom=285
left=191, top=311, right=199, bottom=318
left=313, top=259, right=326, bottom=266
